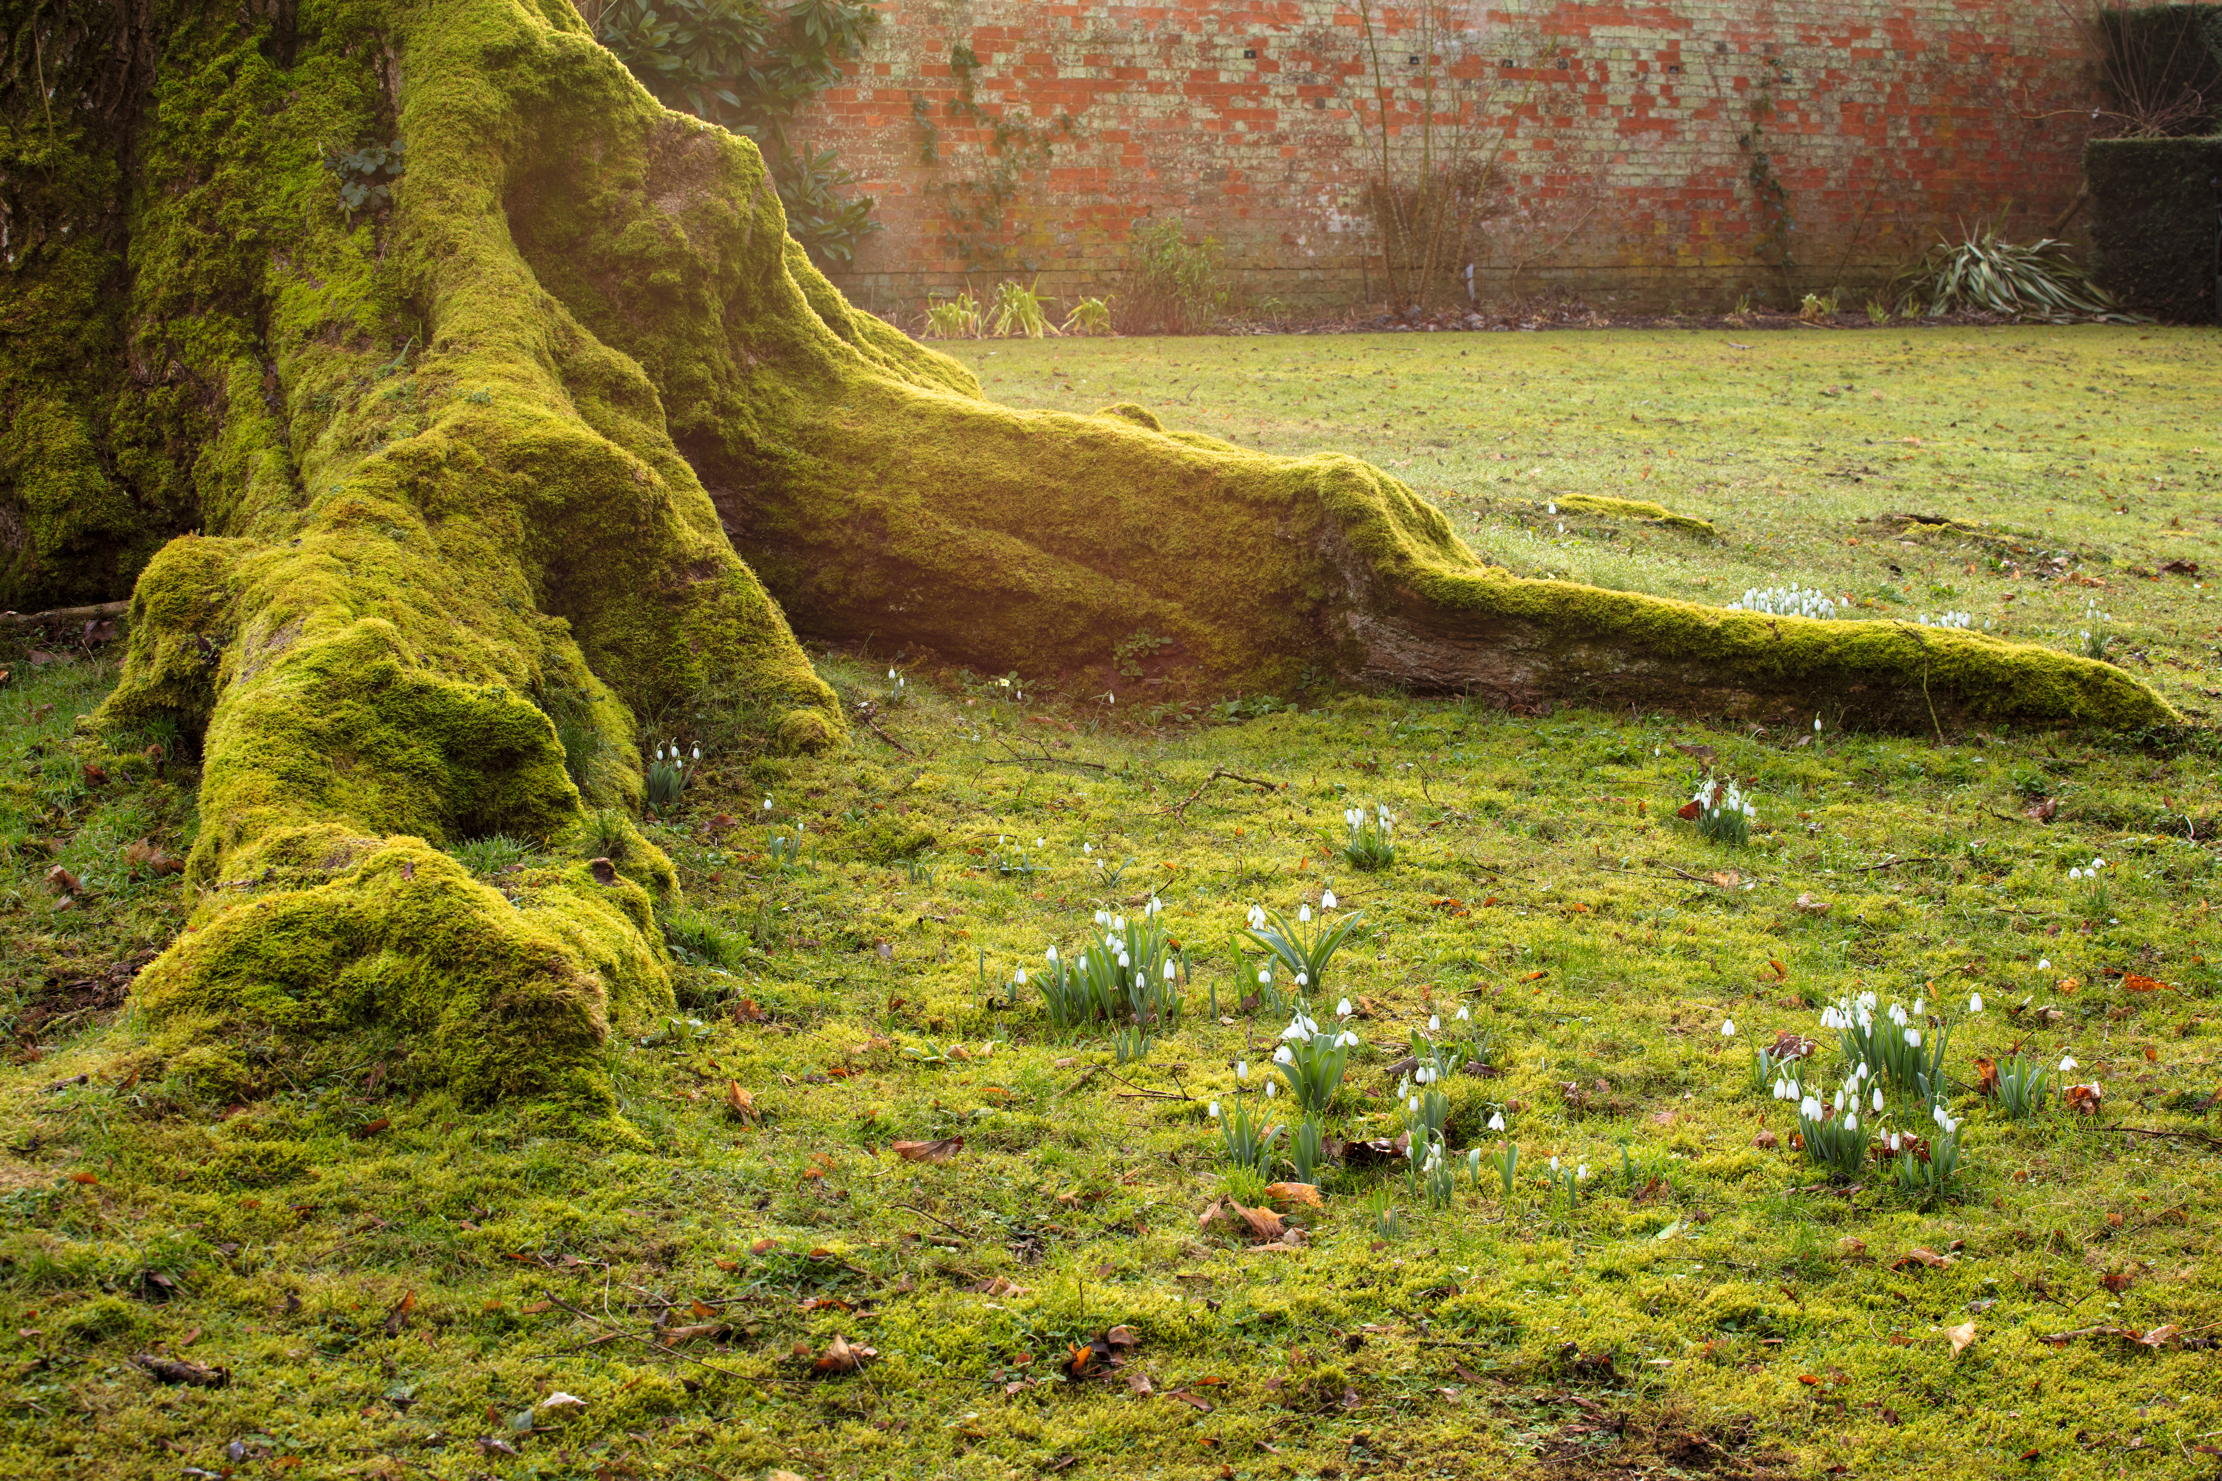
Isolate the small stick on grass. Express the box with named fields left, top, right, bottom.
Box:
left=1164, top=767, right=1282, bottom=818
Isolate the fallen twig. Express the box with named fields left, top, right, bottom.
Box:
left=893, top=1202, right=975, bottom=1240
left=0, top=599, right=128, bottom=630
left=1852, top=854, right=1943, bottom=873
left=539, top=1291, right=754, bottom=1380
left=989, top=735, right=1107, bottom=772
left=1164, top=766, right=1282, bottom=818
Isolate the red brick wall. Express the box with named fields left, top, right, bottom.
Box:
left=796, top=2, right=2114, bottom=318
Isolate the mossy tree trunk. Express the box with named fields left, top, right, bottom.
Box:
left=0, top=0, right=2173, bottom=1117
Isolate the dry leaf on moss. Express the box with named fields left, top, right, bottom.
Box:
left=1945, top=1321, right=1978, bottom=1355
left=813, top=1334, right=877, bottom=1374
left=1264, top=1181, right=1323, bottom=1209
left=891, top=1137, right=964, bottom=1163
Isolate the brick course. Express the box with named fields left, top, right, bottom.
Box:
left=792, top=2, right=2122, bottom=317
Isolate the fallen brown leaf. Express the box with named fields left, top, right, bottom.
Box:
left=1892, top=1247, right=1954, bottom=1271
left=725, top=1081, right=758, bottom=1123
left=130, top=1354, right=229, bottom=1387
left=1793, top=892, right=1830, bottom=915
left=1263, top=1181, right=1323, bottom=1209
left=813, top=1333, right=877, bottom=1374
left=1945, top=1321, right=1977, bottom=1356
left=891, top=1136, right=964, bottom=1163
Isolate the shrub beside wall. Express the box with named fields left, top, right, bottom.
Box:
left=2086, top=136, right=2222, bottom=322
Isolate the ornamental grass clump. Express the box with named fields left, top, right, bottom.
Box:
left=1725, top=585, right=1842, bottom=619
left=1411, top=1004, right=1492, bottom=1078
left=1269, top=999, right=1363, bottom=1114
left=1340, top=803, right=1397, bottom=871
left=1822, top=991, right=1961, bottom=1103
left=1290, top=1113, right=1327, bottom=1185
left=1786, top=1067, right=1875, bottom=1179
left=1208, top=1093, right=1281, bottom=1173
left=1688, top=776, right=1757, bottom=846
left=1881, top=1106, right=1966, bottom=1199
left=1243, top=894, right=1364, bottom=996
left=645, top=741, right=697, bottom=813
left=1036, top=900, right=1182, bottom=1031
left=2066, top=855, right=2112, bottom=917
left=1406, top=1134, right=1457, bottom=1210
left=1991, top=1052, right=2056, bottom=1119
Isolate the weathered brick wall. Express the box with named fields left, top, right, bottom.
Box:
left=794, top=1, right=2120, bottom=318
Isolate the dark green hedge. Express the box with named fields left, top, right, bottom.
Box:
left=2087, top=136, right=2222, bottom=322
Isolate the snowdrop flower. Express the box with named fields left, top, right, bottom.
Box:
left=1014, top=968, right=1027, bottom=986
left=1295, top=972, right=1309, bottom=988
left=1336, top=998, right=1352, bottom=1018
left=1800, top=1095, right=1823, bottom=1120
left=1035, top=836, right=1045, bottom=847
left=1208, top=1100, right=1221, bottom=1119
left=690, top=744, right=700, bottom=761
left=1046, top=945, right=1059, bottom=962
left=2068, top=867, right=2084, bottom=881
left=1456, top=1006, right=1470, bottom=1021
left=1428, top=1014, right=1442, bottom=1032
left=1236, top=1060, right=1249, bottom=1080
left=1814, top=715, right=1823, bottom=732
left=1912, top=997, right=1925, bottom=1018
left=1408, top=1094, right=1421, bottom=1112
left=888, top=667, right=898, bottom=680
left=1488, top=1111, right=1506, bottom=1132
left=1083, top=842, right=1093, bottom=855
left=1265, top=1079, right=1278, bottom=1098
left=1968, top=993, right=1984, bottom=1014
left=1871, top=1086, right=1885, bottom=1113
left=655, top=745, right=666, bottom=760
left=1322, top=888, right=1338, bottom=910
left=2038, top=958, right=2051, bottom=970
left=1549, top=1155, right=1561, bottom=1172
left=2060, top=1055, right=2078, bottom=1072
left=1577, top=1164, right=1591, bottom=1181
left=1337, top=1030, right=1360, bottom=1049
left=1299, top=904, right=1312, bottom=924
left=1246, top=904, right=1265, bottom=930
left=1257, top=968, right=1271, bottom=985
left=1720, top=1018, right=1737, bottom=1037
left=1843, top=1112, right=1859, bottom=1132
left=1274, top=1045, right=1295, bottom=1064
left=1164, top=961, right=1177, bottom=982
left=2093, top=857, right=2106, bottom=869
left=1904, top=1028, right=1922, bottom=1048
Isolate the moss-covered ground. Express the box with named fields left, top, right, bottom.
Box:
left=4, top=327, right=2221, bottom=1480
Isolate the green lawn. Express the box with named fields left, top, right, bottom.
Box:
left=4, top=328, right=2221, bottom=1481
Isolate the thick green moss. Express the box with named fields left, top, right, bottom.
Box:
left=39, top=0, right=2176, bottom=1117
left=1550, top=492, right=1719, bottom=537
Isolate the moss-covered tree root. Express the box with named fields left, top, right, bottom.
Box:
left=2, top=0, right=2173, bottom=1113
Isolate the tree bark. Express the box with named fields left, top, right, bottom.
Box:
left=0, top=0, right=2173, bottom=1117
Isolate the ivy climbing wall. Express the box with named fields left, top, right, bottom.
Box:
left=793, top=0, right=2110, bottom=317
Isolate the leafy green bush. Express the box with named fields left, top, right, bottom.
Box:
left=1893, top=229, right=2133, bottom=323
left=1120, top=219, right=1230, bottom=334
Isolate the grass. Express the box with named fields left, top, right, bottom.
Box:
left=3, top=328, right=2221, bottom=1480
